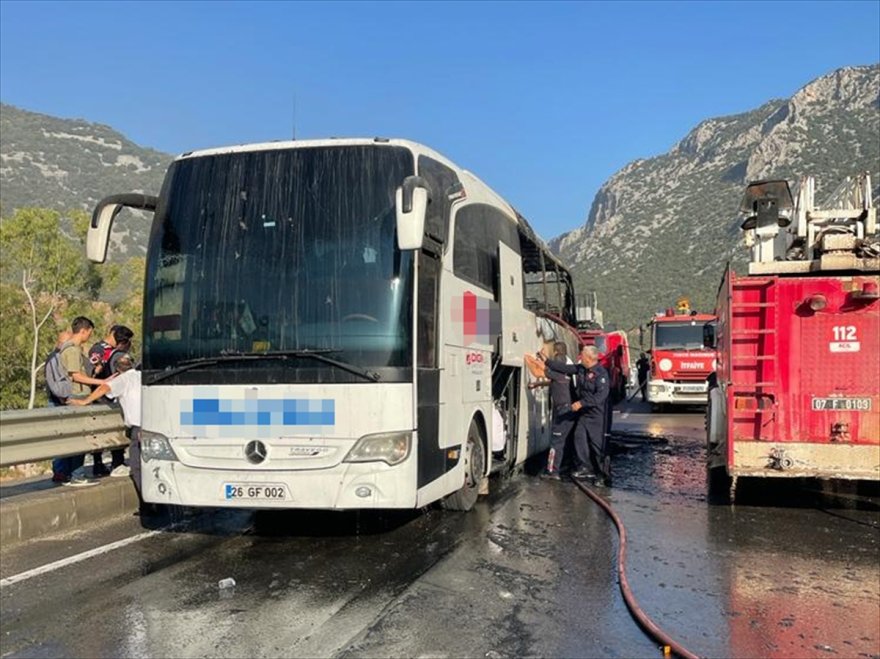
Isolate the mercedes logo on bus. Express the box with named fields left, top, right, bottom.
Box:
left=244, top=440, right=268, bottom=464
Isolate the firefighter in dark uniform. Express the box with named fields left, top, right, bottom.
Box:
left=636, top=352, right=650, bottom=402
left=575, top=345, right=612, bottom=485
left=528, top=342, right=577, bottom=481
left=545, top=345, right=612, bottom=486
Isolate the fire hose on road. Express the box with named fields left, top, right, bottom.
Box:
left=572, top=478, right=702, bottom=659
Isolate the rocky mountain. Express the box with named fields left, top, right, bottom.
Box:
left=553, top=64, right=880, bottom=332
left=0, top=103, right=172, bottom=255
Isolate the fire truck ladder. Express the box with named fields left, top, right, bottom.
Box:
left=729, top=278, right=778, bottom=441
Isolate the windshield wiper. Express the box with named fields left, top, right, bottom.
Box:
left=147, top=349, right=380, bottom=385
left=233, top=349, right=381, bottom=382
left=147, top=354, right=277, bottom=384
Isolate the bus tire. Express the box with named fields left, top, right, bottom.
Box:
left=441, top=419, right=486, bottom=512
left=138, top=502, right=174, bottom=529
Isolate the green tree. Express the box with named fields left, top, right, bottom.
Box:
left=0, top=283, right=35, bottom=409
left=0, top=208, right=98, bottom=408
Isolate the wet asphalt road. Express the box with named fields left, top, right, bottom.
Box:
left=1, top=400, right=878, bottom=659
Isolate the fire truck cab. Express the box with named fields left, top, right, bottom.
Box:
left=646, top=298, right=717, bottom=408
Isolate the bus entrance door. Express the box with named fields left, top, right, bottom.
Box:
left=498, top=242, right=527, bottom=366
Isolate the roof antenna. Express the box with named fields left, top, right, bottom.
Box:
left=292, top=91, right=297, bottom=140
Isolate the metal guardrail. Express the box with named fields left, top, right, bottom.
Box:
left=0, top=405, right=127, bottom=468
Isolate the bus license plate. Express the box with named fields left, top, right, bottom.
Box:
left=811, top=397, right=872, bottom=411
left=224, top=483, right=289, bottom=500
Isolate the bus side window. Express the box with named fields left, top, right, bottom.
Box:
left=417, top=156, right=460, bottom=247
left=453, top=204, right=519, bottom=301
left=418, top=253, right=441, bottom=367
left=518, top=229, right=566, bottom=317
left=519, top=232, right=544, bottom=313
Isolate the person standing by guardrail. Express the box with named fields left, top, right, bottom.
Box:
left=67, top=355, right=145, bottom=510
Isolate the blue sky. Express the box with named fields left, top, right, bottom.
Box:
left=1, top=1, right=878, bottom=239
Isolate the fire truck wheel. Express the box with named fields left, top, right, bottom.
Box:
left=441, top=419, right=486, bottom=512
left=707, top=465, right=733, bottom=504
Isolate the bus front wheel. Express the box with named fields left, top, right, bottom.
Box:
left=441, top=419, right=486, bottom=512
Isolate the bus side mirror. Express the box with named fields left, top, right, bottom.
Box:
left=395, top=176, right=429, bottom=251
left=88, top=193, right=158, bottom=263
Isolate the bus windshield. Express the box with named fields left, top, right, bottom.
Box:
left=143, top=145, right=415, bottom=383
left=653, top=322, right=711, bottom=350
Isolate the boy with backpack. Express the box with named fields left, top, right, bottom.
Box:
left=47, top=316, right=107, bottom=483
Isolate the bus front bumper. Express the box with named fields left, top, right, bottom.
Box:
left=647, top=379, right=708, bottom=405
left=141, top=457, right=418, bottom=510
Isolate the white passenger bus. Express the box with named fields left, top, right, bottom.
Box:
left=87, top=139, right=580, bottom=514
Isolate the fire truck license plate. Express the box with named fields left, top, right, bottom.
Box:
left=811, top=397, right=872, bottom=411
left=224, top=483, right=289, bottom=500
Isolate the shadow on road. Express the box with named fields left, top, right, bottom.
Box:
left=252, top=508, right=426, bottom=537
left=732, top=477, right=880, bottom=513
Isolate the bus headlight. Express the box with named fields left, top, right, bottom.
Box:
left=344, top=431, right=411, bottom=466
left=140, top=430, right=179, bottom=462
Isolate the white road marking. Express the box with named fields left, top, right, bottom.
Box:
left=0, top=529, right=161, bottom=588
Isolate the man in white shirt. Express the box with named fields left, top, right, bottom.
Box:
left=68, top=355, right=144, bottom=504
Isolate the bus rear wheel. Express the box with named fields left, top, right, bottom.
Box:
left=441, top=419, right=485, bottom=512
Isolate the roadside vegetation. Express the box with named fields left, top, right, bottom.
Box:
left=0, top=206, right=145, bottom=410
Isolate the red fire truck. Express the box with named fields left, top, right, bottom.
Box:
left=597, top=330, right=631, bottom=404
left=577, top=326, right=630, bottom=405
left=645, top=298, right=718, bottom=409
left=707, top=174, right=880, bottom=500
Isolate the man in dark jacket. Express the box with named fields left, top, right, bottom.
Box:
left=544, top=345, right=612, bottom=486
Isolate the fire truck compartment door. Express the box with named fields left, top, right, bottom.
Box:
left=499, top=242, right=526, bottom=366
